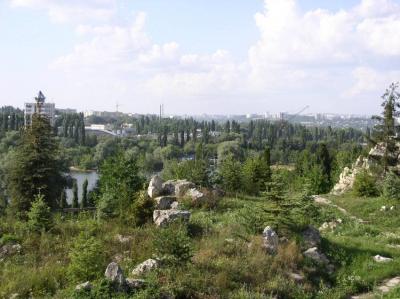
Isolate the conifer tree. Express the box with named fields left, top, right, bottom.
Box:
left=81, top=179, right=88, bottom=208
left=72, top=180, right=79, bottom=209
left=7, top=113, right=66, bottom=216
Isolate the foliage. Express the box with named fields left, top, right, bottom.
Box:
left=353, top=170, right=379, bottom=197
left=97, top=154, right=144, bottom=219
left=6, top=114, right=66, bottom=215
left=27, top=193, right=53, bottom=232
left=382, top=171, right=400, bottom=200
left=67, top=232, right=106, bottom=282
left=153, top=224, right=193, bottom=266
left=72, top=180, right=79, bottom=209
left=219, top=154, right=242, bottom=193
left=81, top=179, right=88, bottom=208
left=131, top=189, right=155, bottom=226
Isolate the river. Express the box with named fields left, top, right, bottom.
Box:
left=66, top=171, right=99, bottom=204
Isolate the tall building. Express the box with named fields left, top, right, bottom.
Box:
left=24, top=91, right=55, bottom=126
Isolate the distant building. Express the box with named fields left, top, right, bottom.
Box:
left=24, top=91, right=55, bottom=126
left=56, top=108, right=77, bottom=115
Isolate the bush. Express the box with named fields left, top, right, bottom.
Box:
left=153, top=224, right=193, bottom=266
left=131, top=189, right=155, bottom=226
left=353, top=170, right=379, bottom=197
left=382, top=172, right=400, bottom=200
left=67, top=232, right=106, bottom=282
left=27, top=194, right=53, bottom=232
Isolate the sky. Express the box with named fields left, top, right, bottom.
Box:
left=0, top=0, right=400, bottom=115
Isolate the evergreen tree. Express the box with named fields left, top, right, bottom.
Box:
left=81, top=179, right=88, bottom=208
left=372, top=83, right=400, bottom=173
left=60, top=189, right=68, bottom=209
left=7, top=113, right=66, bottom=215
left=27, top=193, right=53, bottom=232
left=72, top=180, right=79, bottom=209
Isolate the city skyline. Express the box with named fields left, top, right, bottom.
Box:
left=1, top=0, right=400, bottom=115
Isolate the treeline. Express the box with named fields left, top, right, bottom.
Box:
left=0, top=106, right=24, bottom=133
left=55, top=113, right=86, bottom=145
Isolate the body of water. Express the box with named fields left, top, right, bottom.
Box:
left=66, top=171, right=99, bottom=204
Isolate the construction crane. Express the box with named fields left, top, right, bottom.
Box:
left=286, top=105, right=310, bottom=122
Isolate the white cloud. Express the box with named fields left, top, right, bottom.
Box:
left=22, top=0, right=400, bottom=113
left=10, top=0, right=116, bottom=23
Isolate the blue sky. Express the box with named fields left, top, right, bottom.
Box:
left=1, top=0, right=400, bottom=115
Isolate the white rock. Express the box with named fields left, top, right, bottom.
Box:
left=174, top=180, right=195, bottom=198
left=153, top=210, right=191, bottom=227
left=170, top=201, right=179, bottom=210
left=132, top=259, right=159, bottom=276
left=381, top=206, right=387, bottom=212
left=125, top=278, right=145, bottom=290
left=105, top=262, right=125, bottom=286
left=373, top=255, right=393, bottom=263
left=186, top=188, right=207, bottom=205
left=147, top=175, right=163, bottom=198
left=75, top=281, right=92, bottom=291
left=262, top=226, right=279, bottom=254
left=390, top=206, right=395, bottom=211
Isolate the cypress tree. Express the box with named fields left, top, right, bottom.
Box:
left=81, top=179, right=88, bottom=208
left=72, top=180, right=79, bottom=209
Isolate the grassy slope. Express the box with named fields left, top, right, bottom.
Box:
left=1, top=193, right=400, bottom=298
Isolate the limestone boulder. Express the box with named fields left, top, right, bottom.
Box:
left=132, top=258, right=159, bottom=276
left=75, top=281, right=92, bottom=291
left=125, top=278, right=145, bottom=290
left=105, top=262, right=125, bottom=287
left=175, top=180, right=195, bottom=198
left=155, top=196, right=177, bottom=209
left=303, top=247, right=330, bottom=265
left=148, top=175, right=163, bottom=198
left=162, top=180, right=177, bottom=195
left=186, top=188, right=207, bottom=205
left=153, top=210, right=191, bottom=227
left=0, top=243, right=21, bottom=259
left=374, top=255, right=393, bottom=263
left=262, top=226, right=279, bottom=254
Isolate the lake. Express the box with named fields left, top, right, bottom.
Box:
left=66, top=171, right=99, bottom=204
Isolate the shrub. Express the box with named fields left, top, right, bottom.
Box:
left=131, top=189, right=155, bottom=226
left=382, top=171, right=400, bottom=200
left=67, top=232, right=106, bottom=282
left=353, top=170, right=379, bottom=197
left=27, top=194, right=53, bottom=232
left=153, top=224, right=193, bottom=266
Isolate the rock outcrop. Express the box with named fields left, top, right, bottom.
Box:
left=147, top=175, right=163, bottom=198
left=0, top=243, right=21, bottom=259
left=302, top=226, right=321, bottom=249
left=153, top=210, right=191, bottom=227
left=75, top=281, right=92, bottom=291
left=155, top=196, right=177, bottom=210
left=303, top=247, right=330, bottom=265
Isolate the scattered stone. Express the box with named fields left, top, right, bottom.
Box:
left=174, top=180, right=195, bottom=198
left=155, top=196, right=177, bottom=209
left=105, top=262, right=125, bottom=287
left=75, top=281, right=92, bottom=291
left=380, top=206, right=387, bottom=212
left=186, top=188, right=207, bottom=205
left=211, top=187, right=225, bottom=198
left=303, top=247, right=330, bottom=265
left=9, top=294, right=19, bottom=299
left=302, top=226, right=321, bottom=248
left=115, top=234, right=133, bottom=244
left=132, top=259, right=159, bottom=276
left=0, top=243, right=22, bottom=258
left=373, top=255, right=393, bottom=263
left=162, top=180, right=177, bottom=195
left=390, top=206, right=395, bottom=211
left=148, top=175, right=163, bottom=198
left=262, top=226, right=279, bottom=254
left=125, top=278, right=145, bottom=290
left=289, top=272, right=305, bottom=283
left=319, top=219, right=342, bottom=231
left=153, top=210, right=191, bottom=227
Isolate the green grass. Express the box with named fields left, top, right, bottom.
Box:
left=1, top=193, right=400, bottom=298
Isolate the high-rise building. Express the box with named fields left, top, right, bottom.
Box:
left=24, top=91, right=55, bottom=126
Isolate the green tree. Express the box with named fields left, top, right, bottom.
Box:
left=353, top=170, right=379, bottom=197
left=372, top=83, right=400, bottom=173
left=60, top=189, right=68, bottom=209
left=81, top=179, right=88, bottom=208
left=220, top=154, right=242, bottom=193
left=6, top=113, right=66, bottom=215
left=97, top=154, right=144, bottom=219
left=27, top=193, right=53, bottom=232
left=72, top=180, right=79, bottom=209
